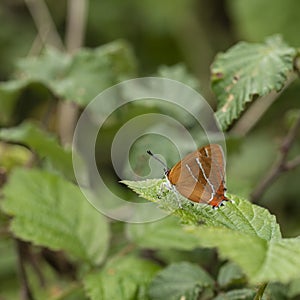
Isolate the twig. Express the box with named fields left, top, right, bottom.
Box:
left=65, top=0, right=88, bottom=53
left=57, top=0, right=88, bottom=145
left=251, top=114, right=300, bottom=203
left=16, top=240, right=34, bottom=300
left=0, top=167, right=7, bottom=188
left=254, top=282, right=268, bottom=300
left=24, top=0, right=64, bottom=51
left=230, top=72, right=298, bottom=135
left=27, top=250, right=46, bottom=287
left=40, top=98, right=57, bottom=130
left=27, top=34, right=44, bottom=56
left=286, top=155, right=300, bottom=170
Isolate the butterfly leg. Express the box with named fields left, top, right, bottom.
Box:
left=212, top=197, right=233, bottom=209
left=162, top=178, right=183, bottom=209
left=170, top=185, right=183, bottom=209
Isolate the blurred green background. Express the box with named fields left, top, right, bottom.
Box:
left=1, top=1, right=300, bottom=298
left=0, top=0, right=300, bottom=297
left=1, top=0, right=300, bottom=232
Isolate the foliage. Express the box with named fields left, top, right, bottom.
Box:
left=0, top=122, right=74, bottom=179
left=1, top=1, right=300, bottom=300
left=0, top=40, right=136, bottom=124
left=212, top=35, right=296, bottom=130
left=1, top=168, right=109, bottom=266
left=148, top=262, right=214, bottom=300
left=84, top=255, right=160, bottom=300
left=123, top=180, right=300, bottom=284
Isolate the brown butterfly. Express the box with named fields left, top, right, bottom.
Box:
left=148, top=144, right=229, bottom=208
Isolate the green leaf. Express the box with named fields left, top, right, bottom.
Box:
left=217, top=262, right=246, bottom=289
left=148, top=262, right=214, bottom=300
left=195, top=227, right=300, bottom=284
left=213, top=289, right=255, bottom=300
left=0, top=40, right=136, bottom=118
left=123, top=179, right=300, bottom=284
left=16, top=46, right=70, bottom=84
left=0, top=122, right=73, bottom=179
left=0, top=142, right=31, bottom=170
left=211, top=35, right=296, bottom=130
left=84, top=255, right=160, bottom=300
left=55, top=42, right=137, bottom=106
left=157, top=63, right=200, bottom=91
left=121, top=179, right=281, bottom=240
left=126, top=215, right=199, bottom=250
left=1, top=169, right=109, bottom=265
left=156, top=63, right=202, bottom=128
left=17, top=40, right=136, bottom=106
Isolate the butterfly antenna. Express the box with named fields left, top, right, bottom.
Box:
left=147, top=150, right=169, bottom=171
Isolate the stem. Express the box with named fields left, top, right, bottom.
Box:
left=65, top=0, right=88, bottom=53
left=254, top=282, right=268, bottom=300
left=286, top=155, right=300, bottom=170
left=16, top=240, right=34, bottom=300
left=24, top=0, right=64, bottom=51
left=57, top=0, right=88, bottom=145
left=251, top=114, right=300, bottom=203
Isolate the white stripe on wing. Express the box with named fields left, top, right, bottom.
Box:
left=196, top=157, right=214, bottom=202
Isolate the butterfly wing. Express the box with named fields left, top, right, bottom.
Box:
left=167, top=144, right=226, bottom=204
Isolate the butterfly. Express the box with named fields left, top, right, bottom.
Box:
left=148, top=144, right=229, bottom=208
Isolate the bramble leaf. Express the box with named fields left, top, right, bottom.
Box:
left=121, top=179, right=281, bottom=240
left=0, top=40, right=137, bottom=124
left=0, top=122, right=73, bottom=179
left=212, top=36, right=296, bottom=130
left=1, top=169, right=109, bottom=265
left=194, top=227, right=300, bottom=284
left=123, top=179, right=300, bottom=284
left=148, top=262, right=214, bottom=300
left=84, top=255, right=160, bottom=300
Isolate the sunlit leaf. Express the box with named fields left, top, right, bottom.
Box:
left=122, top=179, right=281, bottom=240
left=84, top=255, right=160, bottom=300
left=1, top=169, right=109, bottom=265
left=195, top=227, right=300, bottom=284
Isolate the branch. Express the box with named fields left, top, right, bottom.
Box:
left=230, top=72, right=298, bottom=135
left=65, top=0, right=88, bottom=53
left=57, top=0, right=88, bottom=146
left=16, top=240, right=34, bottom=300
left=254, top=282, right=268, bottom=300
left=24, top=0, right=64, bottom=51
left=251, top=114, right=300, bottom=203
